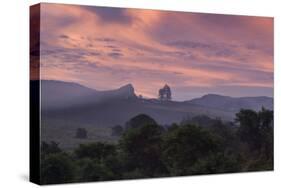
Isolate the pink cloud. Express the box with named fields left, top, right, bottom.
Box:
left=39, top=3, right=273, bottom=100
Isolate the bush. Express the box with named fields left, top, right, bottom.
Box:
left=120, top=122, right=167, bottom=176
left=75, top=128, right=88, bottom=139
left=75, top=142, right=116, bottom=161
left=125, top=114, right=157, bottom=129
left=41, top=141, right=61, bottom=157
left=76, top=158, right=114, bottom=181
left=111, top=125, right=124, bottom=136
left=162, top=124, right=221, bottom=175
left=41, top=152, right=76, bottom=184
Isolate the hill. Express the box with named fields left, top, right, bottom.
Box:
left=38, top=80, right=273, bottom=126
left=34, top=80, right=273, bottom=150
left=187, top=94, right=273, bottom=112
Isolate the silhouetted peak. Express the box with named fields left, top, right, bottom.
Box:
left=201, top=94, right=230, bottom=99
left=119, top=83, right=133, bottom=89
left=117, top=83, right=135, bottom=97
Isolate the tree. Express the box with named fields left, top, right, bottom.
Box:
left=181, top=115, right=216, bottom=127
left=207, top=119, right=237, bottom=149
left=41, top=141, right=61, bottom=157
left=111, top=125, right=124, bottom=136
left=162, top=124, right=221, bottom=175
left=75, top=128, right=88, bottom=139
left=158, top=84, right=172, bottom=101
left=39, top=108, right=273, bottom=183
left=119, top=123, right=167, bottom=176
left=236, top=109, right=264, bottom=151
left=41, top=153, right=76, bottom=184
left=166, top=123, right=179, bottom=132
left=259, top=107, right=273, bottom=132
left=75, top=142, right=116, bottom=161
left=258, top=108, right=273, bottom=161
left=125, top=114, right=157, bottom=130
left=188, top=152, right=241, bottom=174
left=236, top=108, right=273, bottom=170
left=77, top=158, right=114, bottom=182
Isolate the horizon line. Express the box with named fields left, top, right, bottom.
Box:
left=31, top=79, right=274, bottom=101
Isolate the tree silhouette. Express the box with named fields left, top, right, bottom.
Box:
left=41, top=141, right=61, bottom=157
left=158, top=84, right=172, bottom=101
left=162, top=124, right=221, bottom=175
left=120, top=123, right=167, bottom=176
left=39, top=109, right=273, bottom=183
left=111, top=125, right=124, bottom=136
left=236, top=108, right=273, bottom=159
left=75, top=142, right=116, bottom=161
left=125, top=114, right=157, bottom=130
left=75, top=128, right=88, bottom=139
left=41, top=153, right=76, bottom=184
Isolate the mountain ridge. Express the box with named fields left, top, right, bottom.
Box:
left=35, top=80, right=273, bottom=127
left=187, top=93, right=273, bottom=112
left=36, top=79, right=273, bottom=101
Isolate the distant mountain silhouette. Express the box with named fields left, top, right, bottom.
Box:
left=35, top=80, right=273, bottom=127
left=187, top=94, right=273, bottom=112
left=39, top=80, right=136, bottom=109
left=40, top=80, right=96, bottom=109
left=100, top=83, right=136, bottom=100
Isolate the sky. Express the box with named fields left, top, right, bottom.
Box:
left=35, top=3, right=273, bottom=100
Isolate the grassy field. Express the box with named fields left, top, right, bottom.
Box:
left=41, top=118, right=119, bottom=151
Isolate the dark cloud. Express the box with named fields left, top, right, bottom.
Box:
left=76, top=61, right=100, bottom=69
left=40, top=49, right=58, bottom=56
left=95, top=37, right=116, bottom=42
left=173, top=72, right=183, bottom=75
left=82, top=6, right=132, bottom=25
left=169, top=51, right=188, bottom=57
left=89, top=52, right=101, bottom=56
left=40, top=43, right=87, bottom=63
left=167, top=40, right=212, bottom=49
left=55, top=15, right=77, bottom=27
left=186, top=59, right=273, bottom=85
left=42, top=10, right=78, bottom=29
left=61, top=53, right=84, bottom=62
left=167, top=40, right=241, bottom=59
left=246, top=43, right=273, bottom=56
left=108, top=52, right=123, bottom=58
left=196, top=13, right=246, bottom=28
left=59, top=34, right=69, bottom=39
left=40, top=42, right=103, bottom=69
left=105, top=45, right=116, bottom=48
left=215, top=48, right=238, bottom=57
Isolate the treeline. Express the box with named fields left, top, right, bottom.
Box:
left=40, top=108, right=273, bottom=184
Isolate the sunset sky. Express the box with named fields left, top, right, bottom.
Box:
left=38, top=3, right=273, bottom=100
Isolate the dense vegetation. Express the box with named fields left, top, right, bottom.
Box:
left=40, top=108, right=273, bottom=184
